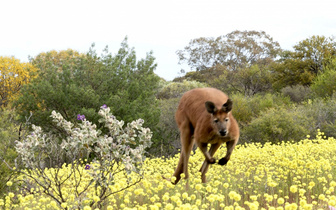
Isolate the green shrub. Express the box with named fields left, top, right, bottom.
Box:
left=281, top=85, right=311, bottom=103
left=242, top=107, right=310, bottom=144
left=311, top=58, right=336, bottom=98
left=156, top=80, right=207, bottom=100
left=231, top=93, right=291, bottom=127
left=0, top=108, right=20, bottom=196
left=296, top=95, right=336, bottom=138
left=153, top=98, right=181, bottom=157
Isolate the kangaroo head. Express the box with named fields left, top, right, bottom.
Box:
left=205, top=99, right=233, bottom=137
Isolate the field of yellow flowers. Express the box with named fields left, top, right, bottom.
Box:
left=2, top=130, right=336, bottom=210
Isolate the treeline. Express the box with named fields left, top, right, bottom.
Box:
left=170, top=30, right=336, bottom=146
left=1, top=31, right=336, bottom=193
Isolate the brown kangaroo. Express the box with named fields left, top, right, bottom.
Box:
left=172, top=88, right=239, bottom=184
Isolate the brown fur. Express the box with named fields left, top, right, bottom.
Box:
left=172, top=88, right=239, bottom=184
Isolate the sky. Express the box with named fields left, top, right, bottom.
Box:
left=1, top=0, right=336, bottom=81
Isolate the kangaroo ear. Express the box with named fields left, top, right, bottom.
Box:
left=205, top=101, right=217, bottom=114
left=222, top=99, right=233, bottom=113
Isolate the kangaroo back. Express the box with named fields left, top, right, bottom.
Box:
left=175, top=88, right=229, bottom=129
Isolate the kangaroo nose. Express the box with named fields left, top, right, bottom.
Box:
left=219, top=130, right=227, bottom=136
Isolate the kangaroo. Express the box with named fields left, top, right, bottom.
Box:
left=172, top=88, right=239, bottom=184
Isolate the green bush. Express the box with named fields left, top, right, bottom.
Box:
left=296, top=95, right=336, bottom=138
left=153, top=98, right=181, bottom=157
left=15, top=39, right=160, bottom=145
left=311, top=58, right=336, bottom=98
left=230, top=93, right=291, bottom=127
left=281, top=85, right=311, bottom=103
left=0, top=108, right=20, bottom=196
left=156, top=80, right=207, bottom=100
left=242, top=107, right=310, bottom=144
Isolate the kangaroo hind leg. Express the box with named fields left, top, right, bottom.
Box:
left=172, top=120, right=194, bottom=184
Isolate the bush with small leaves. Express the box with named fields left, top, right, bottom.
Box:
left=14, top=105, right=152, bottom=208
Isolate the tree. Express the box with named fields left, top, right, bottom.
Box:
left=15, top=38, right=160, bottom=139
left=0, top=56, right=37, bottom=107
left=292, top=35, right=336, bottom=75
left=311, top=58, right=336, bottom=98
left=215, top=64, right=273, bottom=96
left=272, top=35, right=336, bottom=89
left=176, top=30, right=281, bottom=71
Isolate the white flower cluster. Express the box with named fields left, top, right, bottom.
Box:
left=15, top=106, right=152, bottom=179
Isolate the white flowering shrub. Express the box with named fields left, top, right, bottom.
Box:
left=14, top=105, right=152, bottom=208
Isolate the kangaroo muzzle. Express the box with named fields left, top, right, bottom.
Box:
left=219, top=130, right=227, bottom=136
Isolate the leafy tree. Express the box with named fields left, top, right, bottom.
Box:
left=213, top=64, right=273, bottom=96
left=272, top=35, right=336, bottom=88
left=173, top=64, right=227, bottom=87
left=0, top=57, right=38, bottom=107
left=311, top=58, right=336, bottom=98
left=292, top=35, right=336, bottom=75
left=177, top=30, right=281, bottom=71
left=15, top=38, right=160, bottom=139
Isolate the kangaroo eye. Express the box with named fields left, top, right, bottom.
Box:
left=214, top=119, right=219, bottom=123
left=225, top=118, right=229, bottom=122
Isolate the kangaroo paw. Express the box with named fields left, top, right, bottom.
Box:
left=218, top=158, right=228, bottom=166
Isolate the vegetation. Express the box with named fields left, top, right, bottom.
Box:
left=14, top=39, right=160, bottom=141
left=1, top=31, right=336, bottom=208
left=2, top=133, right=336, bottom=209
left=0, top=56, right=38, bottom=107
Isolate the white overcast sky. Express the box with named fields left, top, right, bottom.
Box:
left=1, top=0, right=336, bottom=81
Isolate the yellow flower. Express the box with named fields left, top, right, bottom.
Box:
left=165, top=203, right=174, bottom=210
left=149, top=205, right=159, bottom=210
left=6, top=181, right=13, bottom=187
left=300, top=199, right=306, bottom=207
left=93, top=195, right=100, bottom=202
left=195, top=184, right=202, bottom=191
left=277, top=197, right=285, bottom=205
left=299, top=189, right=306, bottom=196
left=328, top=199, right=336, bottom=207
left=182, top=192, right=188, bottom=199
left=223, top=183, right=229, bottom=188
left=150, top=197, right=156, bottom=202
left=162, top=194, right=169, bottom=202
left=290, top=185, right=298, bottom=193
left=318, top=194, right=326, bottom=200
left=308, top=181, right=315, bottom=187
left=190, top=194, right=196, bottom=200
